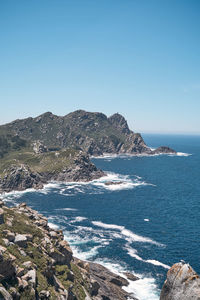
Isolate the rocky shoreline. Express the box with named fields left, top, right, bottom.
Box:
left=0, top=152, right=104, bottom=194
left=0, top=201, right=139, bottom=300
left=0, top=201, right=197, bottom=300
left=0, top=199, right=198, bottom=300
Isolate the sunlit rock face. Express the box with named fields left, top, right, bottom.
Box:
left=160, top=262, right=200, bottom=300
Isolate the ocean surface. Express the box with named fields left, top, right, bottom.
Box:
left=2, top=134, right=200, bottom=300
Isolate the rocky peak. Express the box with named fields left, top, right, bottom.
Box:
left=109, top=113, right=130, bottom=135
left=34, top=112, right=57, bottom=123
left=66, top=110, right=108, bottom=122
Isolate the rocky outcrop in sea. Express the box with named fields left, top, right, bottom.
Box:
left=160, top=262, right=200, bottom=300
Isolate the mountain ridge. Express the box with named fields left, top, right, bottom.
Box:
left=0, top=110, right=176, bottom=156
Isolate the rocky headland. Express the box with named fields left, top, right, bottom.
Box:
left=0, top=110, right=176, bottom=156
left=0, top=110, right=176, bottom=193
left=0, top=150, right=104, bottom=193
left=0, top=201, right=138, bottom=300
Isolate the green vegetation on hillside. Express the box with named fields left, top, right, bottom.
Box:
left=0, top=148, right=77, bottom=178
left=0, top=133, right=27, bottom=158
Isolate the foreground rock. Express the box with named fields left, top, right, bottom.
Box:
left=160, top=262, right=200, bottom=300
left=0, top=201, right=138, bottom=300
left=88, top=262, right=138, bottom=300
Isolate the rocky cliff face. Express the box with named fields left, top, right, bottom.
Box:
left=0, top=150, right=104, bottom=193
left=0, top=201, right=138, bottom=300
left=160, top=262, right=200, bottom=300
left=1, top=110, right=176, bottom=156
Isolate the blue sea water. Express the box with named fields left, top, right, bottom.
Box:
left=2, top=134, right=200, bottom=300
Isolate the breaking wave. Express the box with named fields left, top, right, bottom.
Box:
left=176, top=152, right=191, bottom=157
left=92, top=221, right=163, bottom=246
left=125, top=245, right=170, bottom=269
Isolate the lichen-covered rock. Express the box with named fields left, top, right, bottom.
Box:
left=22, top=269, right=36, bottom=288
left=160, top=262, right=200, bottom=300
left=14, top=234, right=28, bottom=247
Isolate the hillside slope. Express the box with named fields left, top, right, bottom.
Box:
left=1, top=110, right=176, bottom=156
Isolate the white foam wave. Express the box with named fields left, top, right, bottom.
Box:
left=144, top=219, right=150, bottom=222
left=125, top=245, right=169, bottom=269
left=72, top=245, right=102, bottom=260
left=93, top=259, right=160, bottom=300
left=92, top=151, right=191, bottom=159
left=122, top=229, right=160, bottom=245
left=91, top=153, right=118, bottom=159
left=1, top=187, right=36, bottom=203
left=91, top=172, right=153, bottom=191
left=176, top=152, right=191, bottom=157
left=92, top=221, right=162, bottom=246
left=126, top=246, right=144, bottom=261
left=48, top=222, right=60, bottom=230
left=71, top=216, right=87, bottom=223
left=146, top=259, right=170, bottom=269
left=124, top=276, right=159, bottom=300
left=62, top=224, right=161, bottom=299
left=55, top=208, right=78, bottom=211
left=92, top=221, right=124, bottom=231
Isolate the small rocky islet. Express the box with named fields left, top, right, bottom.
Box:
left=0, top=110, right=196, bottom=300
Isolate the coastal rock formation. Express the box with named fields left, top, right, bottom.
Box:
left=0, top=151, right=104, bottom=193
left=0, top=201, right=138, bottom=300
left=160, top=262, right=200, bottom=300
left=0, top=164, right=44, bottom=193
left=152, top=146, right=176, bottom=155
left=1, top=110, right=176, bottom=156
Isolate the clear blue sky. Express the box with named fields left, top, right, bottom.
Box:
left=0, top=0, right=200, bottom=134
